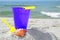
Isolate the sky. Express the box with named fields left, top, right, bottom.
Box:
left=0, top=0, right=60, bottom=1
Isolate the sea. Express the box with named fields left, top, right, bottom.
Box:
left=0, top=1, right=60, bottom=18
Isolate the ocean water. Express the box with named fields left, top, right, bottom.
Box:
left=0, top=1, right=60, bottom=18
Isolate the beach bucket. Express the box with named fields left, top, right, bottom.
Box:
left=12, top=7, right=30, bottom=37
left=12, top=7, right=30, bottom=29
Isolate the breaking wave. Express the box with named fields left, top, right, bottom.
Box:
left=56, top=6, right=60, bottom=8
left=41, top=11, right=60, bottom=18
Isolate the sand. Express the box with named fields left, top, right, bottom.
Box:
left=0, top=17, right=60, bottom=40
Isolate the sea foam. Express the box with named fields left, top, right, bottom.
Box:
left=41, top=11, right=60, bottom=18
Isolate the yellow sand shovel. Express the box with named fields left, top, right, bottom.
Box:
left=1, top=18, right=16, bottom=33
left=23, top=6, right=36, bottom=10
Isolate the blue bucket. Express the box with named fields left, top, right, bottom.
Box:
left=12, top=7, right=30, bottom=30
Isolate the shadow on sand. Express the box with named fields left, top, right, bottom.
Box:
left=27, top=28, right=58, bottom=40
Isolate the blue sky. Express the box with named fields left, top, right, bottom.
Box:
left=0, top=0, right=60, bottom=1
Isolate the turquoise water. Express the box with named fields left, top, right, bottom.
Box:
left=0, top=1, right=60, bottom=18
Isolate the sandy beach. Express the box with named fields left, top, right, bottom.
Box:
left=0, top=17, right=60, bottom=40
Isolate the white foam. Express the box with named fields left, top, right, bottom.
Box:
left=56, top=6, right=60, bottom=8
left=41, top=11, right=60, bottom=18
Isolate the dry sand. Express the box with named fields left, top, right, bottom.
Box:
left=0, top=17, right=60, bottom=40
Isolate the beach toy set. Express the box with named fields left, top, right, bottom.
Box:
left=1, top=6, right=36, bottom=37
